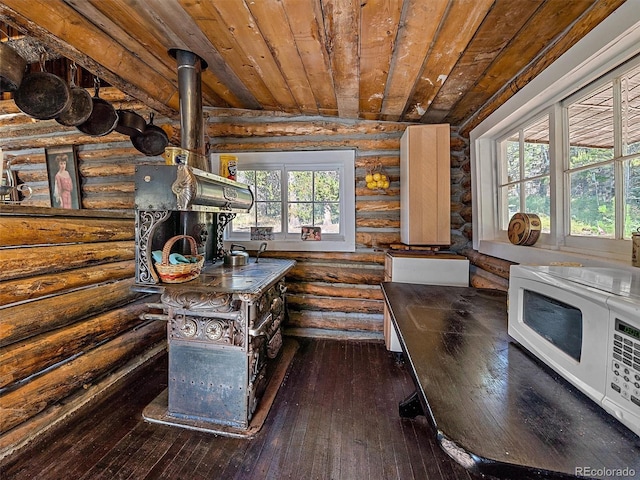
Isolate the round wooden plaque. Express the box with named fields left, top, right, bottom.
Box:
left=508, top=213, right=541, bottom=246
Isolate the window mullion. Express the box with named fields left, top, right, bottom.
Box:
left=519, top=130, right=526, bottom=212
left=613, top=77, right=624, bottom=239
left=282, top=166, right=288, bottom=239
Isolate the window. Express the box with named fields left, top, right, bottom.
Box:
left=471, top=5, right=640, bottom=268
left=219, top=150, right=355, bottom=252
left=498, top=115, right=551, bottom=234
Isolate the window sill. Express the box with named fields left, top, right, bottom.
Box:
left=223, top=239, right=355, bottom=253
left=478, top=240, right=637, bottom=273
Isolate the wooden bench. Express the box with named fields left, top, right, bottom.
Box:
left=381, top=282, right=640, bottom=479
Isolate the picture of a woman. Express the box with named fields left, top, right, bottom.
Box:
left=53, top=154, right=74, bottom=209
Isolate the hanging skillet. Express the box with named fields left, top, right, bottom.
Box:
left=0, top=42, right=27, bottom=92
left=132, top=112, right=168, bottom=156
left=56, top=63, right=93, bottom=127
left=14, top=56, right=71, bottom=120
left=77, top=77, right=119, bottom=136
left=115, top=109, right=146, bottom=137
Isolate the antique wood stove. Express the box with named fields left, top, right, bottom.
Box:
left=134, top=162, right=295, bottom=432
left=133, top=49, right=295, bottom=433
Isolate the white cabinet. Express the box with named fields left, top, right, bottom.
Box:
left=400, top=124, right=450, bottom=246
left=383, top=252, right=469, bottom=352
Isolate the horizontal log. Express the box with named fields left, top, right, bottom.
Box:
left=0, top=205, right=134, bottom=219
left=82, top=182, right=135, bottom=194
left=81, top=197, right=134, bottom=210
left=355, top=231, right=401, bottom=249
left=356, top=200, right=400, bottom=212
left=0, top=344, right=165, bottom=461
left=355, top=155, right=400, bottom=169
left=0, top=320, right=165, bottom=434
left=355, top=216, right=400, bottom=229
left=0, top=240, right=135, bottom=282
left=287, top=311, right=382, bottom=332
left=0, top=260, right=135, bottom=307
left=1, top=278, right=144, bottom=347
left=0, top=299, right=154, bottom=388
left=469, top=265, right=509, bottom=291
left=209, top=137, right=401, bottom=152
left=460, top=247, right=514, bottom=280
left=286, top=282, right=383, bottom=300
left=287, top=263, right=384, bottom=285
left=287, top=294, right=383, bottom=315
left=355, top=186, right=400, bottom=197
left=0, top=217, right=133, bottom=246
left=206, top=119, right=407, bottom=138
left=79, top=163, right=137, bottom=178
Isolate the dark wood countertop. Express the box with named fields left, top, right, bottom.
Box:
left=381, top=282, right=640, bottom=479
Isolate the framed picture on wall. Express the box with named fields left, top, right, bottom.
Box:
left=46, top=145, right=81, bottom=209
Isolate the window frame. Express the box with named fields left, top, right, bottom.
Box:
left=218, top=149, right=356, bottom=252
left=470, top=3, right=640, bottom=269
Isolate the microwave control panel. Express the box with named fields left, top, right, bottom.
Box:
left=606, top=318, right=640, bottom=435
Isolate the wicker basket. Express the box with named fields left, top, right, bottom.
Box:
left=154, top=235, right=204, bottom=284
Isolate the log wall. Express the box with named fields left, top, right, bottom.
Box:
left=0, top=86, right=507, bottom=458
left=0, top=88, right=481, bottom=339
left=0, top=206, right=165, bottom=460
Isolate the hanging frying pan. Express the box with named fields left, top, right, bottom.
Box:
left=115, top=109, right=146, bottom=137
left=132, top=112, right=169, bottom=156
left=77, top=77, right=119, bottom=136
left=56, top=64, right=93, bottom=127
left=0, top=42, right=27, bottom=92
left=14, top=67, right=71, bottom=120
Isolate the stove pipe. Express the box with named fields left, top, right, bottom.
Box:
left=170, top=48, right=209, bottom=171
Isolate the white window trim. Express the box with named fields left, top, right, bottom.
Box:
left=213, top=150, right=356, bottom=252
left=470, top=1, right=640, bottom=271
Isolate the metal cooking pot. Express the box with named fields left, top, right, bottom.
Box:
left=14, top=70, right=71, bottom=120
left=77, top=78, right=119, bottom=137
left=224, top=244, right=250, bottom=266
left=115, top=109, right=146, bottom=137
left=0, top=42, right=27, bottom=92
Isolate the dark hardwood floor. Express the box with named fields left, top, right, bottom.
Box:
left=1, top=338, right=475, bottom=480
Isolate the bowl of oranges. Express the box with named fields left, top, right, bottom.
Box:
left=365, top=164, right=390, bottom=191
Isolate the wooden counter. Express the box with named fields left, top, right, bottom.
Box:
left=381, top=282, right=640, bottom=479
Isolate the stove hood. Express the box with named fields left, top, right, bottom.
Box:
left=134, top=49, right=253, bottom=214
left=134, top=164, right=253, bottom=213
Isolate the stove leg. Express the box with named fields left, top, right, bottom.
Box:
left=399, top=390, right=424, bottom=418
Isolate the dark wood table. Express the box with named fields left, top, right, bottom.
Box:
left=381, top=282, right=640, bottom=479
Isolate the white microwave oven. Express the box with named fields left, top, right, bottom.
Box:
left=508, top=265, right=640, bottom=437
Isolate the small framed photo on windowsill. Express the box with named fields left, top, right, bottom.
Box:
left=46, top=145, right=81, bottom=209
left=301, top=226, right=321, bottom=241
left=251, top=226, right=274, bottom=241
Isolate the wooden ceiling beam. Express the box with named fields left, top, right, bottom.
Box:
left=322, top=0, right=360, bottom=119
left=281, top=0, right=337, bottom=117
left=0, top=0, right=178, bottom=117
left=380, top=0, right=449, bottom=121
left=246, top=0, right=319, bottom=115
left=144, top=0, right=260, bottom=110
left=421, top=0, right=542, bottom=125
left=359, top=0, right=403, bottom=120
left=445, top=0, right=595, bottom=126
left=403, top=0, right=493, bottom=122
left=459, top=0, right=627, bottom=135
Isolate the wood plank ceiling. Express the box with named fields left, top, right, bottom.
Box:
left=0, top=0, right=626, bottom=131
